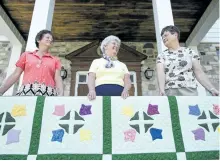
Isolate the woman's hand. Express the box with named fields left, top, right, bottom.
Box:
left=122, top=73, right=131, bottom=99
left=159, top=90, right=166, bottom=96
left=209, top=88, right=219, bottom=96
left=121, top=89, right=129, bottom=99
left=87, top=90, right=96, bottom=101
left=0, top=67, right=23, bottom=95
left=57, top=92, right=64, bottom=96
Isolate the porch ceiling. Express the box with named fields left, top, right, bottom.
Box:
left=0, top=0, right=212, bottom=42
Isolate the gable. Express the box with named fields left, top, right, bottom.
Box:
left=65, top=41, right=147, bottom=62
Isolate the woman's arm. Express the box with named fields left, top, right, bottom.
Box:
left=0, top=67, right=23, bottom=95
left=55, top=69, right=64, bottom=96
left=121, top=73, right=131, bottom=99
left=88, top=73, right=96, bottom=91
left=87, top=59, right=98, bottom=101
left=156, top=63, right=166, bottom=95
left=87, top=73, right=96, bottom=100
left=193, top=60, right=219, bottom=96
left=123, top=73, right=131, bottom=91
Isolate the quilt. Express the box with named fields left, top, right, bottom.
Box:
left=0, top=96, right=219, bottom=160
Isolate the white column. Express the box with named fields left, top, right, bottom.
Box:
left=19, top=0, right=55, bottom=88
left=0, top=15, right=24, bottom=96
left=25, top=0, right=55, bottom=51
left=4, top=43, right=22, bottom=96
left=189, top=46, right=207, bottom=96
left=152, top=0, right=174, bottom=54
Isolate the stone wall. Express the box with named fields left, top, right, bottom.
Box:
left=51, top=42, right=220, bottom=96
left=49, top=42, right=90, bottom=96
left=124, top=42, right=159, bottom=96
left=124, top=42, right=220, bottom=96
left=50, top=41, right=161, bottom=96
left=0, top=41, right=11, bottom=87
left=197, top=43, right=219, bottom=93
left=1, top=41, right=218, bottom=96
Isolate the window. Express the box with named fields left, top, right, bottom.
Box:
left=129, top=71, right=137, bottom=96
left=79, top=75, right=87, bottom=83
left=130, top=74, right=134, bottom=83
left=75, top=72, right=88, bottom=96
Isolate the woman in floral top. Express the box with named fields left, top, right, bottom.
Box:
left=156, top=25, right=219, bottom=96
left=0, top=30, right=63, bottom=96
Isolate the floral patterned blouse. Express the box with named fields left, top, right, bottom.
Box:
left=156, top=47, right=200, bottom=89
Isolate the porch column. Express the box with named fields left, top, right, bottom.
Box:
left=19, top=0, right=55, bottom=87
left=152, top=0, right=174, bottom=54
left=189, top=46, right=207, bottom=96
left=0, top=9, right=25, bottom=95
left=25, top=0, right=55, bottom=51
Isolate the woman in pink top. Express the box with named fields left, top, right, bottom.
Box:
left=0, top=30, right=63, bottom=96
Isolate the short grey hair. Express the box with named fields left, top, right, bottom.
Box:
left=100, top=35, right=121, bottom=54
left=161, top=25, right=180, bottom=40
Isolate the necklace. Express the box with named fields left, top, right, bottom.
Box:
left=36, top=59, right=42, bottom=68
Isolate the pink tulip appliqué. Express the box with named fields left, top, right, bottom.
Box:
left=124, top=129, right=136, bottom=142
left=213, top=104, right=219, bottom=115
left=53, top=104, right=65, bottom=116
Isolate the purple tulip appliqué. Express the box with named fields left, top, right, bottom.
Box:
left=147, top=104, right=160, bottom=115
left=192, top=128, right=205, bottom=141
left=79, top=104, right=92, bottom=116
left=6, top=129, right=21, bottom=145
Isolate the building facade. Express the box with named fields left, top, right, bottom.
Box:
left=0, top=0, right=219, bottom=96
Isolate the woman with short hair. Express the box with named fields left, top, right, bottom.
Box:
left=0, top=30, right=63, bottom=96
left=87, top=35, right=131, bottom=100
left=156, top=25, right=218, bottom=96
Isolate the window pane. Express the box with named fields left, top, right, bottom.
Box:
left=79, top=75, right=87, bottom=82
left=130, top=75, right=134, bottom=82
